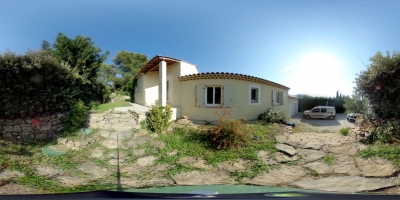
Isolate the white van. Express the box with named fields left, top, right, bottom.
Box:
left=303, top=106, right=336, bottom=120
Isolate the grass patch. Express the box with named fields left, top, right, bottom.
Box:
left=358, top=145, right=400, bottom=165
left=91, top=99, right=131, bottom=114
left=234, top=162, right=276, bottom=180
left=340, top=128, right=350, bottom=136
left=163, top=163, right=201, bottom=179
left=157, top=123, right=278, bottom=166
left=322, top=154, right=336, bottom=166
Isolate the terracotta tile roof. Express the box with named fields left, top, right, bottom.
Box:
left=179, top=72, right=290, bottom=90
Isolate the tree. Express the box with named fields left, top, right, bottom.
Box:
left=111, top=50, right=148, bottom=90
left=355, top=51, right=400, bottom=118
left=343, top=89, right=367, bottom=114
left=50, top=33, right=111, bottom=105
left=53, top=33, right=110, bottom=81
left=336, top=90, right=339, bottom=98
left=41, top=40, right=52, bottom=51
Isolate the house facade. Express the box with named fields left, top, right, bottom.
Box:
left=134, top=55, right=291, bottom=121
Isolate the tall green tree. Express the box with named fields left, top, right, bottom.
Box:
left=111, top=50, right=148, bottom=90
left=355, top=51, right=400, bottom=118
left=53, top=33, right=110, bottom=81
left=49, top=33, right=111, bottom=104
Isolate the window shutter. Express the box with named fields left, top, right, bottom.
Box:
left=223, top=84, right=234, bottom=108
left=282, top=92, right=287, bottom=105
left=195, top=84, right=205, bottom=107
left=272, top=90, right=277, bottom=105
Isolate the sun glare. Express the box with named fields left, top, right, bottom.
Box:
left=286, top=52, right=343, bottom=96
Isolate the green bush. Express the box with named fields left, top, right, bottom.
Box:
left=340, top=128, right=350, bottom=136
left=208, top=108, right=253, bottom=150
left=146, top=104, right=173, bottom=133
left=0, top=50, right=86, bottom=119
left=258, top=108, right=287, bottom=124
left=64, top=100, right=90, bottom=133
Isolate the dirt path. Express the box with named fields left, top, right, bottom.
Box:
left=288, top=113, right=357, bottom=133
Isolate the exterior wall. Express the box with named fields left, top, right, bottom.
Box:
left=180, top=79, right=290, bottom=121
left=143, top=71, right=159, bottom=106
left=134, top=76, right=145, bottom=105
left=167, top=63, right=181, bottom=108
left=180, top=62, right=199, bottom=76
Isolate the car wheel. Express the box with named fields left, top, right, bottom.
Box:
left=305, top=115, right=311, bottom=119
left=329, top=116, right=334, bottom=120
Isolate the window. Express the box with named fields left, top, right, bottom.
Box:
left=251, top=88, right=258, bottom=103
left=272, top=90, right=286, bottom=105
left=312, top=108, right=320, bottom=113
left=276, top=92, right=280, bottom=104
left=166, top=80, right=169, bottom=101
left=249, top=84, right=261, bottom=105
left=205, top=86, right=222, bottom=106
left=321, top=108, right=326, bottom=113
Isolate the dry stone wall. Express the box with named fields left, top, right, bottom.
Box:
left=0, top=113, right=68, bottom=143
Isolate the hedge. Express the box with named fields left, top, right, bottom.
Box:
left=0, top=50, right=87, bottom=119
left=298, top=97, right=345, bottom=113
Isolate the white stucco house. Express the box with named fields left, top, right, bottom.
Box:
left=134, top=55, right=294, bottom=121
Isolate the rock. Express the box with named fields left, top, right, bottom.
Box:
left=108, top=159, right=125, bottom=166
left=329, top=144, right=359, bottom=156
left=132, top=148, right=146, bottom=157
left=304, top=161, right=332, bottom=174
left=273, top=152, right=299, bottom=163
left=296, top=149, right=326, bottom=163
left=291, top=176, right=399, bottom=193
left=176, top=119, right=194, bottom=125
left=304, top=156, right=361, bottom=175
left=217, top=160, right=248, bottom=172
left=134, top=129, right=148, bottom=138
left=245, top=166, right=306, bottom=186
left=276, top=144, right=297, bottom=156
left=275, top=134, right=289, bottom=144
left=121, top=179, right=140, bottom=187
left=178, top=157, right=212, bottom=169
left=172, top=171, right=232, bottom=185
left=36, top=122, right=52, bottom=131
left=182, top=116, right=188, bottom=120
left=167, top=150, right=178, bottom=156
left=35, top=165, right=61, bottom=177
left=56, top=176, right=92, bottom=187
left=101, top=138, right=118, bottom=149
left=141, top=178, right=174, bottom=187
left=34, top=133, right=48, bottom=141
left=77, top=162, right=111, bottom=178
left=109, top=131, right=132, bottom=140
left=256, top=150, right=277, bottom=165
left=106, top=151, right=127, bottom=159
left=120, top=166, right=142, bottom=176
left=99, top=130, right=110, bottom=138
left=136, top=156, right=156, bottom=167
left=90, top=148, right=104, bottom=158
left=150, top=140, right=166, bottom=149
left=0, top=170, right=24, bottom=182
left=110, top=122, right=133, bottom=131
left=3, top=133, right=17, bottom=143
left=355, top=157, right=398, bottom=177
left=0, top=184, right=38, bottom=194
left=120, top=114, right=131, bottom=119
left=121, top=136, right=150, bottom=149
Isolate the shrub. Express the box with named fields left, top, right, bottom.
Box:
left=0, top=50, right=86, bottom=119
left=340, top=128, right=350, bottom=136
left=64, top=100, right=90, bottom=133
left=258, top=108, right=287, bottom=124
left=208, top=108, right=253, bottom=150
left=146, top=104, right=173, bottom=133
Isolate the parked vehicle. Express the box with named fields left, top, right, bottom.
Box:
left=347, top=113, right=360, bottom=122
left=303, top=106, right=336, bottom=120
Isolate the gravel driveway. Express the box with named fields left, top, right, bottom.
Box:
left=288, top=113, right=357, bottom=133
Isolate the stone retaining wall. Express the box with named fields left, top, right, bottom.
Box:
left=0, top=113, right=68, bottom=143
left=88, top=109, right=147, bottom=129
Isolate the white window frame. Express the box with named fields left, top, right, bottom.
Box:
left=205, top=85, right=222, bottom=106
left=248, top=84, right=261, bottom=105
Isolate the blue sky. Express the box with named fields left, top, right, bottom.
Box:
left=1, top=0, right=400, bottom=97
